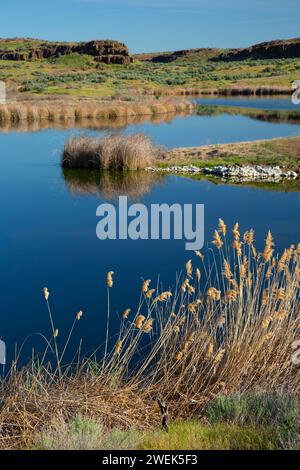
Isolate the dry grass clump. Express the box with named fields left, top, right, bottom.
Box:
left=62, top=133, right=164, bottom=170
left=0, top=221, right=299, bottom=449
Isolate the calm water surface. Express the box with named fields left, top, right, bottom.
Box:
left=1, top=103, right=300, bottom=364
left=195, top=96, right=299, bottom=110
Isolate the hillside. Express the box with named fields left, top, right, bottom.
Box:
left=135, top=38, right=300, bottom=63
left=0, top=37, right=299, bottom=99
left=215, top=38, right=300, bottom=61
left=0, top=38, right=132, bottom=64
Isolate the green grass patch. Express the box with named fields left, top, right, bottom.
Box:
left=139, top=421, right=280, bottom=450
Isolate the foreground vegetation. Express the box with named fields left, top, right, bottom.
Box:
left=37, top=393, right=300, bottom=450
left=0, top=223, right=299, bottom=449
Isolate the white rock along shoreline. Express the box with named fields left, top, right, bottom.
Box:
left=146, top=164, right=298, bottom=182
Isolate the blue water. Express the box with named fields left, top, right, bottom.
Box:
left=0, top=103, right=300, bottom=365
left=195, top=96, right=299, bottom=111
left=122, top=114, right=300, bottom=148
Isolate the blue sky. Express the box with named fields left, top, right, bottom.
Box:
left=0, top=0, right=299, bottom=53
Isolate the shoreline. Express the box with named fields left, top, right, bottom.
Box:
left=162, top=135, right=300, bottom=173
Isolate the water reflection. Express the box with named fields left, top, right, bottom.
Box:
left=63, top=168, right=165, bottom=200
left=0, top=111, right=191, bottom=133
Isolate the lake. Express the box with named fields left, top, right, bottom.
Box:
left=195, top=96, right=298, bottom=110
left=1, top=99, right=300, bottom=365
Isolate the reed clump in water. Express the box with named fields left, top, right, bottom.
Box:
left=62, top=134, right=164, bottom=170
left=0, top=221, right=299, bottom=449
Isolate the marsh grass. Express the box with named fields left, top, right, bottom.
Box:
left=0, top=221, right=300, bottom=449
left=0, top=99, right=195, bottom=126
left=62, top=134, right=164, bottom=170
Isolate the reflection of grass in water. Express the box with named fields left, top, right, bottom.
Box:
left=0, top=109, right=190, bottom=133
left=183, top=173, right=300, bottom=193
left=196, top=104, right=300, bottom=124
left=63, top=168, right=165, bottom=200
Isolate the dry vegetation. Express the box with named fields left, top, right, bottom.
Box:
left=62, top=134, right=164, bottom=170
left=0, top=221, right=299, bottom=449
left=164, top=136, right=300, bottom=171
left=0, top=99, right=195, bottom=125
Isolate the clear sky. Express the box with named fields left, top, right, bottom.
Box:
left=0, top=0, right=299, bottom=53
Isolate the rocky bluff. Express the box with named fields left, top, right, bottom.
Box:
left=0, top=39, right=133, bottom=64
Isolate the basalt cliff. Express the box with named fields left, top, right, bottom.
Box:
left=135, top=38, right=300, bottom=63
left=0, top=39, right=133, bottom=64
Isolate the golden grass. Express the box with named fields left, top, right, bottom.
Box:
left=62, top=134, right=164, bottom=170
left=0, top=221, right=299, bottom=449
left=0, top=99, right=195, bottom=126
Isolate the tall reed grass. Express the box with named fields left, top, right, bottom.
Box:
left=62, top=134, right=164, bottom=170
left=0, top=221, right=299, bottom=449
left=0, top=99, right=195, bottom=126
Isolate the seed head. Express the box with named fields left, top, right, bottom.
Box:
left=107, top=271, right=114, bottom=288
left=123, top=308, right=131, bottom=319
left=43, top=288, right=50, bottom=301
left=76, top=310, right=83, bottom=321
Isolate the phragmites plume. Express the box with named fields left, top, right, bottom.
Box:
left=263, top=231, right=274, bottom=263
left=143, top=318, right=154, bottom=333
left=218, top=218, right=227, bottom=236
left=181, top=278, right=190, bottom=294
left=115, top=339, right=122, bottom=354
left=212, top=230, right=223, bottom=249
left=135, top=315, right=146, bottom=330
left=206, top=287, right=221, bottom=302
left=107, top=271, right=114, bottom=288
left=223, top=260, right=232, bottom=280
left=232, top=239, right=242, bottom=257
left=43, top=288, right=50, bottom=301
left=54, top=329, right=59, bottom=338
left=153, top=291, right=172, bottom=303
left=145, top=289, right=156, bottom=299
left=248, top=229, right=255, bottom=245
left=223, top=289, right=238, bottom=302
left=142, top=279, right=151, bottom=293
left=76, top=310, right=83, bottom=321
left=233, top=223, right=240, bottom=241
left=195, top=250, right=204, bottom=261
left=186, top=259, right=193, bottom=278
left=123, top=308, right=131, bottom=319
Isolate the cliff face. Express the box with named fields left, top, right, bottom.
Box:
left=0, top=39, right=133, bottom=64
left=135, top=48, right=220, bottom=63
left=213, top=38, right=300, bottom=61
left=135, top=38, right=300, bottom=63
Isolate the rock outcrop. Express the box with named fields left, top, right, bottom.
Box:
left=136, top=38, right=300, bottom=63
left=0, top=39, right=133, bottom=64
left=213, top=38, right=300, bottom=61
left=135, top=48, right=219, bottom=63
